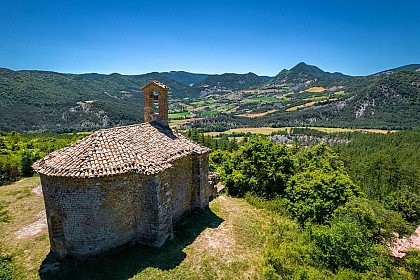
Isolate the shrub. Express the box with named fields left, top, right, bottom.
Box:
left=285, top=171, right=360, bottom=225
left=334, top=197, right=412, bottom=243
left=308, top=219, right=392, bottom=274
left=403, top=250, right=420, bottom=277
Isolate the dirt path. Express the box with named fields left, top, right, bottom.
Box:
left=15, top=210, right=47, bottom=239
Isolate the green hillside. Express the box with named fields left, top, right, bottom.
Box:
left=266, top=62, right=350, bottom=87
left=197, top=72, right=263, bottom=91
left=1, top=63, right=419, bottom=133
left=0, top=68, right=198, bottom=133
left=187, top=68, right=420, bottom=131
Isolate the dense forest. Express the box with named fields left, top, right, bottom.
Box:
left=190, top=129, right=420, bottom=278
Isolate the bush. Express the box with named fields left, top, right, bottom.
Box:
left=403, top=250, right=420, bottom=278
left=285, top=171, right=360, bottom=225
left=297, top=142, right=345, bottom=173
left=334, top=197, right=412, bottom=243
left=308, top=219, right=393, bottom=274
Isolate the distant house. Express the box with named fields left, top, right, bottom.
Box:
left=33, top=81, right=212, bottom=259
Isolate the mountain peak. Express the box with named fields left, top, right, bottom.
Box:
left=290, top=62, right=324, bottom=76
left=294, top=62, right=309, bottom=67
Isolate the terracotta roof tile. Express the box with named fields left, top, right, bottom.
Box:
left=33, top=122, right=210, bottom=178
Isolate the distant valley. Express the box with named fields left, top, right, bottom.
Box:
left=0, top=63, right=419, bottom=133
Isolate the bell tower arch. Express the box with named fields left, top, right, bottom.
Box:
left=141, top=81, right=170, bottom=126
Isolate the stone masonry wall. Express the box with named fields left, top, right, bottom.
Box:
left=169, top=155, right=194, bottom=223
left=40, top=152, right=211, bottom=259
left=192, top=153, right=210, bottom=211
left=40, top=173, right=161, bottom=258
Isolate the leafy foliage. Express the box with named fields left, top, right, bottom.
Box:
left=0, top=132, right=84, bottom=185
left=285, top=143, right=360, bottom=224
left=309, top=219, right=391, bottom=274
left=334, top=198, right=412, bottom=243
left=222, top=136, right=295, bottom=197
left=0, top=257, right=13, bottom=280
left=386, top=188, right=420, bottom=227
left=286, top=170, right=360, bottom=225
left=403, top=250, right=420, bottom=277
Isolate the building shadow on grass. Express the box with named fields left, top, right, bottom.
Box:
left=39, top=208, right=224, bottom=280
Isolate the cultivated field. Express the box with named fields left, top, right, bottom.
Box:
left=204, top=126, right=394, bottom=137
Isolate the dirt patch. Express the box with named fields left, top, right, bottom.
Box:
left=15, top=210, right=47, bottom=239
left=390, top=226, right=420, bottom=258
left=32, top=184, right=43, bottom=197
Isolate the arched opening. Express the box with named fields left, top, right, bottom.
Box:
left=153, top=89, right=160, bottom=117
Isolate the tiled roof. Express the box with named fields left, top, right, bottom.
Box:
left=33, top=122, right=210, bottom=178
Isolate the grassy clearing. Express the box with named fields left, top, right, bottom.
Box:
left=169, top=117, right=204, bottom=129
left=303, top=96, right=329, bottom=101
left=201, top=110, right=220, bottom=116
left=306, top=127, right=395, bottom=134
left=205, top=127, right=289, bottom=136
left=0, top=178, right=270, bottom=279
left=168, top=111, right=191, bottom=118
left=246, top=97, right=280, bottom=103
left=0, top=177, right=49, bottom=280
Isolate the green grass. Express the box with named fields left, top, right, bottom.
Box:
left=246, top=97, right=280, bottom=103
left=201, top=110, right=220, bottom=116
left=168, top=111, right=191, bottom=118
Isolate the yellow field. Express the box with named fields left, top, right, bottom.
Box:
left=205, top=127, right=289, bottom=136
left=169, top=117, right=204, bottom=128
left=302, top=87, right=326, bottom=93
left=279, top=92, right=294, bottom=100
left=244, top=109, right=277, bottom=118
left=286, top=101, right=316, bottom=111
left=204, top=126, right=395, bottom=137
left=303, top=96, right=328, bottom=101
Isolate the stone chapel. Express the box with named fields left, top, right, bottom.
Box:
left=33, top=81, right=211, bottom=259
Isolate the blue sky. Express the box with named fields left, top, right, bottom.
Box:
left=1, top=0, right=419, bottom=76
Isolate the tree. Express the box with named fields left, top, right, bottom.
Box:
left=223, top=136, right=295, bottom=198
left=286, top=170, right=360, bottom=225
left=285, top=143, right=360, bottom=224
left=20, top=150, right=34, bottom=177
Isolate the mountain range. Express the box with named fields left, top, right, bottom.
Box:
left=0, top=62, right=419, bottom=132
